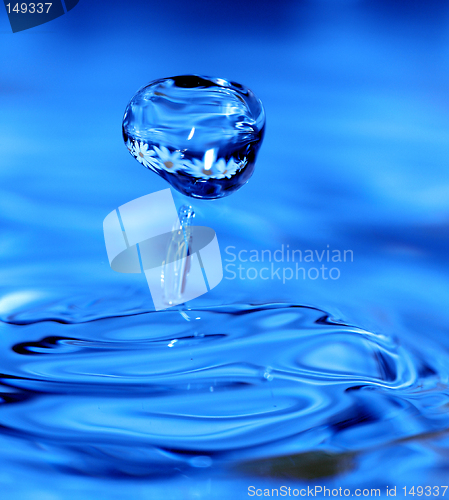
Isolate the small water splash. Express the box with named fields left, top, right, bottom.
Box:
left=122, top=75, right=265, bottom=199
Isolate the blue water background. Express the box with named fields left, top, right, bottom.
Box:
left=1, top=1, right=449, bottom=498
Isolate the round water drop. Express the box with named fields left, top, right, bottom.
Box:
left=122, top=75, right=265, bottom=199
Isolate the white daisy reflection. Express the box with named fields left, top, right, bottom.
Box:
left=187, top=158, right=215, bottom=179
left=214, top=158, right=246, bottom=179
left=127, top=140, right=247, bottom=180
left=154, top=146, right=185, bottom=173
left=186, top=157, right=246, bottom=179
left=133, top=141, right=158, bottom=170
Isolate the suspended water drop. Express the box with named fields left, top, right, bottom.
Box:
left=122, top=75, right=266, bottom=199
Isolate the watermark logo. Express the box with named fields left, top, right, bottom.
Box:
left=3, top=0, right=79, bottom=33
left=224, top=245, right=353, bottom=283
left=103, top=189, right=223, bottom=311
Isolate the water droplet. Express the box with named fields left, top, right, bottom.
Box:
left=122, top=75, right=265, bottom=199
left=263, top=367, right=274, bottom=381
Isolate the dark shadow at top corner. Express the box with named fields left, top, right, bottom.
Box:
left=64, top=0, right=80, bottom=12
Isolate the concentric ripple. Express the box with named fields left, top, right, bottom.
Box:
left=0, top=303, right=448, bottom=478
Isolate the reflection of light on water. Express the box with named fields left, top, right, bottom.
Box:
left=0, top=291, right=43, bottom=315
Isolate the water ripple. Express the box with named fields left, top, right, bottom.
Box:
left=0, top=303, right=447, bottom=478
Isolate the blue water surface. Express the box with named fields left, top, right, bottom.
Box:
left=1, top=1, right=449, bottom=498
